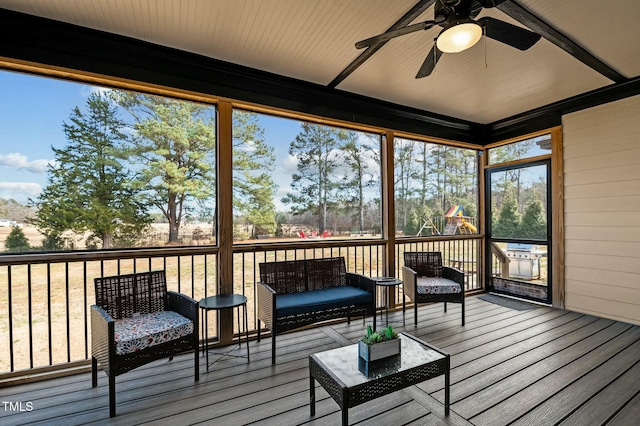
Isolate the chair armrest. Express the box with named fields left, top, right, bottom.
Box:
left=257, top=281, right=276, bottom=329
left=258, top=281, right=277, bottom=295
left=167, top=291, right=199, bottom=323
left=90, top=305, right=115, bottom=368
left=90, top=304, right=114, bottom=336
left=402, top=266, right=417, bottom=301
left=91, top=304, right=115, bottom=323
left=346, top=272, right=375, bottom=294
left=443, top=266, right=464, bottom=286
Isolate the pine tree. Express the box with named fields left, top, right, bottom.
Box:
left=5, top=226, right=30, bottom=252
left=429, top=144, right=452, bottom=213
left=232, top=111, right=277, bottom=237
left=415, top=142, right=431, bottom=206
left=113, top=92, right=216, bottom=244
left=339, top=132, right=378, bottom=235
left=493, top=188, right=521, bottom=238
left=394, top=139, right=417, bottom=233
left=490, top=139, right=535, bottom=206
left=282, top=123, right=345, bottom=233
left=519, top=197, right=547, bottom=239
left=30, top=92, right=150, bottom=249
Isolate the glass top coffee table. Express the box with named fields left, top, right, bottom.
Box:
left=309, top=332, right=450, bottom=425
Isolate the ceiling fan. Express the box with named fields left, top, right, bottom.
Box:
left=355, top=0, right=542, bottom=78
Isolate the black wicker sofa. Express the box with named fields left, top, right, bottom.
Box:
left=257, top=257, right=377, bottom=364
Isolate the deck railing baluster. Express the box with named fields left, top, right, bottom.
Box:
left=65, top=262, right=70, bottom=363
left=83, top=261, right=88, bottom=360
left=191, top=255, right=195, bottom=297
left=27, top=264, right=33, bottom=369
left=47, top=263, right=52, bottom=365
left=7, top=265, right=14, bottom=371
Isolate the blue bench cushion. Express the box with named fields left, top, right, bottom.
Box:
left=276, top=286, right=372, bottom=317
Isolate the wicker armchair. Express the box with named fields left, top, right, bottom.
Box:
left=402, top=252, right=465, bottom=326
left=91, top=270, right=199, bottom=417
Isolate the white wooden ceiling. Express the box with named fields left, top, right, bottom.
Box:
left=1, top=0, right=639, bottom=124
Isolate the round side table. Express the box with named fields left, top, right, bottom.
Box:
left=370, top=277, right=403, bottom=327
left=199, top=294, right=249, bottom=370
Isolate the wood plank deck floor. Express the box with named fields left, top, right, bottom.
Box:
left=1, top=294, right=639, bottom=425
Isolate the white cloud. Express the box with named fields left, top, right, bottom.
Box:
left=282, top=154, right=298, bottom=173
left=81, top=85, right=113, bottom=98
left=0, top=153, right=54, bottom=173
left=0, top=182, right=42, bottom=201
left=237, top=139, right=256, bottom=152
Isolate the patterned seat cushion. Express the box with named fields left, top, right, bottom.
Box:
left=416, top=277, right=462, bottom=295
left=114, top=310, right=193, bottom=355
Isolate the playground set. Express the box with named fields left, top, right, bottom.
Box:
left=416, top=205, right=477, bottom=236
left=415, top=205, right=546, bottom=282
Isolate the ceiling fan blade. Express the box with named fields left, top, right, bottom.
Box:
left=479, top=0, right=509, bottom=7
left=416, top=45, right=443, bottom=78
left=355, top=20, right=437, bottom=49
left=478, top=17, right=541, bottom=50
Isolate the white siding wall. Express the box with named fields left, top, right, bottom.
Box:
left=563, top=95, right=640, bottom=325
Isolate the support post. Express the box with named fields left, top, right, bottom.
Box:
left=382, top=131, right=396, bottom=306
left=217, top=101, right=234, bottom=344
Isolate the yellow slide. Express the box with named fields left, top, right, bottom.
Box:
left=462, top=219, right=477, bottom=233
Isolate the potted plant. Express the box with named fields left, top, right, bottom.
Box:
left=358, top=325, right=400, bottom=362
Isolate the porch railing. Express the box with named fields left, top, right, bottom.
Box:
left=0, top=237, right=481, bottom=377
left=0, top=248, right=219, bottom=375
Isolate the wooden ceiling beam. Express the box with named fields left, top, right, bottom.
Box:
left=327, top=0, right=435, bottom=89
left=498, top=0, right=626, bottom=83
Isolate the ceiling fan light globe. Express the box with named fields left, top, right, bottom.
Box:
left=436, top=22, right=482, bottom=53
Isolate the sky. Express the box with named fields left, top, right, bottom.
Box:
left=0, top=69, right=381, bottom=214
left=0, top=70, right=303, bottom=208
left=0, top=71, right=81, bottom=203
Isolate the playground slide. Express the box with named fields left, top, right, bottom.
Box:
left=463, top=219, right=477, bottom=233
